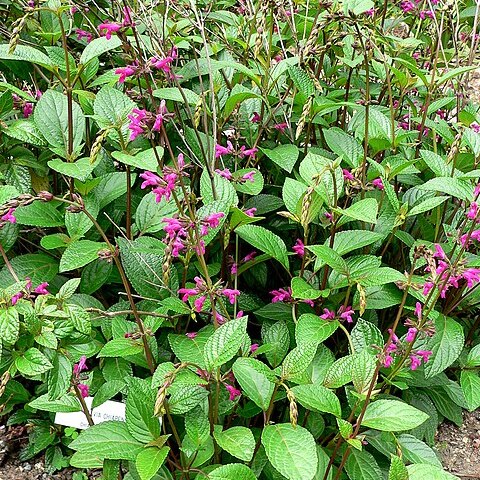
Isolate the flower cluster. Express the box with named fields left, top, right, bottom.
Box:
left=320, top=305, right=355, bottom=323
left=178, top=276, right=240, bottom=312
left=128, top=100, right=172, bottom=141
left=12, top=88, right=41, bottom=119
left=98, top=7, right=133, bottom=39
left=11, top=279, right=49, bottom=306
left=72, top=356, right=89, bottom=398
left=383, top=328, right=432, bottom=371
left=400, top=0, right=437, bottom=19
left=214, top=142, right=258, bottom=161
left=270, top=286, right=315, bottom=308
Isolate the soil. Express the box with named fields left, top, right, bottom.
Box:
left=436, top=411, right=480, bottom=479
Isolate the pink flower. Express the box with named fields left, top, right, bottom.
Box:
left=11, top=292, right=23, bottom=306
left=467, top=202, right=478, bottom=220
left=127, top=108, right=148, bottom=141
left=250, top=344, right=259, bottom=353
left=223, top=289, right=240, bottom=304
left=242, top=171, right=256, bottom=182
left=401, top=1, right=415, bottom=13
left=423, top=281, right=434, bottom=295
left=419, top=10, right=434, bottom=19
left=23, top=103, right=33, bottom=118
left=186, top=332, right=197, bottom=339
left=244, top=208, right=257, bottom=217
left=251, top=112, right=261, bottom=123
left=414, top=302, right=422, bottom=319
left=77, top=384, right=89, bottom=398
left=270, top=287, right=292, bottom=303
left=76, top=29, right=93, bottom=43
left=243, top=251, right=257, bottom=262
left=320, top=308, right=335, bottom=320
left=73, top=356, right=88, bottom=375
left=98, top=22, right=121, bottom=40
left=410, top=355, right=422, bottom=370
left=1, top=208, right=16, bottom=224
left=274, top=122, right=288, bottom=133
left=225, top=384, right=241, bottom=401
left=139, top=171, right=161, bottom=189
left=230, top=263, right=238, bottom=275
left=338, top=305, right=354, bottom=323
left=292, top=239, right=305, bottom=257
left=215, top=168, right=233, bottom=180
left=325, top=212, right=333, bottom=222
left=342, top=169, right=354, bottom=181
left=203, top=212, right=225, bottom=229
left=115, top=66, right=136, bottom=83
left=122, top=6, right=133, bottom=26
left=384, top=355, right=394, bottom=368
left=239, top=147, right=258, bottom=159
left=462, top=268, right=480, bottom=288
left=215, top=141, right=234, bottom=159
left=194, top=295, right=206, bottom=312
left=433, top=244, right=446, bottom=260
left=471, top=122, right=480, bottom=133
left=34, top=282, right=49, bottom=295
left=406, top=327, right=417, bottom=343
left=416, top=350, right=432, bottom=362
left=372, top=178, right=384, bottom=190
left=365, top=7, right=374, bottom=16
left=178, top=288, right=198, bottom=302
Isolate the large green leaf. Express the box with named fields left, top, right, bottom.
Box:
left=60, top=240, right=108, bottom=272
left=419, top=177, right=473, bottom=201
left=282, top=342, right=318, bottom=379
left=135, top=447, right=169, bottom=480
left=362, top=400, right=429, bottom=432
left=345, top=448, right=382, bottom=480
left=80, top=36, right=122, bottom=65
left=425, top=315, right=464, bottom=378
left=460, top=370, right=480, bottom=411
left=213, top=426, right=255, bottom=462
left=324, top=127, right=363, bottom=168
left=69, top=421, right=143, bottom=460
left=197, top=464, right=257, bottom=480
left=291, top=384, right=341, bottom=417
left=15, top=347, right=53, bottom=376
left=261, top=424, right=317, bottom=480
left=0, top=253, right=58, bottom=287
left=0, top=44, right=55, bottom=69
left=14, top=201, right=64, bottom=227
left=261, top=145, right=299, bottom=173
left=295, top=314, right=339, bottom=345
left=204, top=316, right=248, bottom=370
left=0, top=307, right=19, bottom=345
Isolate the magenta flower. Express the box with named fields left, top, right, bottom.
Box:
left=325, top=212, right=333, bottom=222
left=251, top=112, right=261, bottom=123
left=462, top=268, right=480, bottom=288
left=342, top=169, right=354, bottom=181
left=11, top=292, right=23, bottom=306
left=122, top=6, right=133, bottom=26
left=406, top=327, right=417, bottom=343
left=223, top=288, right=240, bottom=304
left=433, top=244, right=446, bottom=260
left=1, top=208, right=16, bottom=224
left=115, top=66, right=136, bottom=83
left=179, top=288, right=198, bottom=302
left=410, top=355, right=422, bottom=370
left=423, top=281, right=434, bottom=296
left=320, top=308, right=335, bottom=320
left=76, top=29, right=93, bottom=43
left=73, top=356, right=88, bottom=375
left=225, top=384, right=241, bottom=401
left=338, top=305, right=354, bottom=323
left=401, top=1, right=415, bottom=13
left=215, top=168, right=233, bottom=180
left=471, top=122, right=480, bottom=133
left=98, top=22, right=121, bottom=40
left=419, top=10, right=434, bottom=19
left=292, top=239, right=305, bottom=257
left=186, top=332, right=197, bottom=339
left=194, top=295, right=206, bottom=312
left=23, top=103, right=33, bottom=118
left=467, top=202, right=478, bottom=220
left=416, top=350, right=432, bottom=362
left=270, top=287, right=292, bottom=303
left=372, top=178, right=384, bottom=190
left=250, top=344, right=259, bottom=353
left=203, top=212, right=225, bottom=229
left=365, top=7, right=374, bottom=16
left=230, top=263, right=238, bottom=275
left=215, top=141, right=234, bottom=159
left=77, top=384, right=89, bottom=398
left=242, top=171, right=256, bottom=182
left=384, top=355, right=394, bottom=368
left=414, top=302, right=422, bottom=319
left=34, top=282, right=49, bottom=295
left=244, top=208, right=257, bottom=217
left=239, top=147, right=258, bottom=159
left=139, top=171, right=161, bottom=189
left=243, top=251, right=257, bottom=262
left=274, top=122, right=288, bottom=133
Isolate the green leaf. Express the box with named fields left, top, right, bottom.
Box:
left=92, top=381, right=125, bottom=409
left=336, top=198, right=378, bottom=226
left=236, top=225, right=289, bottom=269
left=282, top=342, right=318, bottom=379
left=234, top=168, right=264, bottom=196
left=152, top=87, right=200, bottom=105
left=47, top=353, right=73, bottom=400
left=93, top=172, right=133, bottom=209
left=93, top=86, right=135, bottom=130
left=135, top=195, right=177, bottom=234
left=406, top=464, right=458, bottom=480
left=397, top=434, right=442, bottom=467
left=291, top=278, right=327, bottom=300
left=48, top=158, right=96, bottom=182
left=388, top=455, right=408, bottom=480
left=295, top=314, right=339, bottom=345
left=14, top=201, right=64, bottom=227
left=168, top=327, right=213, bottom=369
left=351, top=319, right=383, bottom=354
left=168, top=385, right=208, bottom=414
left=232, top=358, right=275, bottom=411
left=28, top=393, right=81, bottom=413
left=282, top=177, right=307, bottom=215
left=197, top=464, right=257, bottom=480
left=262, top=321, right=290, bottom=368
left=60, top=240, right=108, bottom=272
left=224, top=86, right=262, bottom=118
left=425, top=315, right=464, bottom=378
left=185, top=406, right=210, bottom=447
left=407, top=196, right=449, bottom=216
left=288, top=66, right=314, bottom=97
left=98, top=338, right=144, bottom=358
left=34, top=90, right=85, bottom=158
left=261, top=145, right=299, bottom=173
left=345, top=448, right=382, bottom=480
left=0, top=44, right=55, bottom=69
left=465, top=344, right=480, bottom=367
left=200, top=171, right=238, bottom=207
left=262, top=424, right=317, bottom=480
left=460, top=370, right=480, bottom=411
left=308, top=245, right=348, bottom=273
left=15, top=347, right=53, bottom=376
left=126, top=378, right=160, bottom=443
left=0, top=307, right=19, bottom=345
left=80, top=36, right=122, bottom=65
left=112, top=149, right=162, bottom=171
left=213, top=426, right=255, bottom=462
left=66, top=304, right=91, bottom=335
left=362, top=400, right=429, bottom=432
left=69, top=421, right=143, bottom=460
left=136, top=447, right=169, bottom=480
left=204, top=316, right=248, bottom=370
left=291, top=384, right=341, bottom=416
left=419, top=177, right=473, bottom=201
left=0, top=253, right=58, bottom=287
left=118, top=237, right=165, bottom=299
left=323, top=354, right=356, bottom=388
left=324, top=127, right=363, bottom=168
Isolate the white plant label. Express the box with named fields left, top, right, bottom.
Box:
left=54, top=397, right=126, bottom=430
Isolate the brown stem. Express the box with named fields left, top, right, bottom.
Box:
left=73, top=385, right=94, bottom=426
